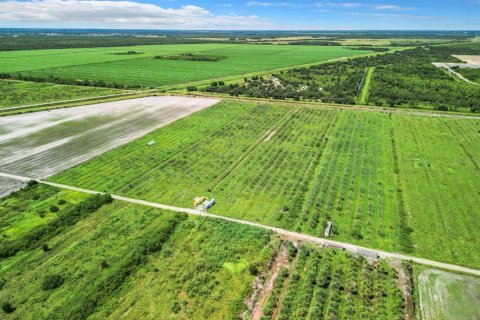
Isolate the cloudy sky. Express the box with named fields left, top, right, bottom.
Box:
left=0, top=0, right=479, bottom=30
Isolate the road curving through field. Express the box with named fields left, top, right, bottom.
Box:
left=1, top=170, right=480, bottom=277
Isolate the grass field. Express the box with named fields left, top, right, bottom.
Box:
left=0, top=183, right=407, bottom=319
left=0, top=80, right=124, bottom=109
left=49, top=101, right=480, bottom=269
left=0, top=44, right=374, bottom=87
left=417, top=268, right=480, bottom=320
left=0, top=184, right=275, bottom=319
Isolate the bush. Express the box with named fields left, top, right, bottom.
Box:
left=50, top=205, right=59, bottom=213
left=0, top=278, right=5, bottom=290
left=171, top=302, right=181, bottom=313
left=26, top=180, right=38, bottom=188
left=41, top=274, right=64, bottom=291
left=249, top=263, right=260, bottom=276
left=186, top=86, right=198, bottom=92
left=58, top=199, right=66, bottom=205
left=42, top=243, right=50, bottom=252
left=100, top=260, right=109, bottom=269
left=1, top=301, right=15, bottom=314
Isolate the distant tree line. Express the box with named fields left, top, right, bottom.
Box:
left=0, top=36, right=230, bottom=51
left=203, top=44, right=480, bottom=112
left=0, top=73, right=137, bottom=89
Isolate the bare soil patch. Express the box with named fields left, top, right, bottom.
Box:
left=0, top=96, right=219, bottom=196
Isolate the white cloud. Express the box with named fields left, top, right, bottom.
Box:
left=313, top=2, right=415, bottom=10
left=246, top=1, right=295, bottom=7
left=373, top=4, right=415, bottom=11
left=0, top=0, right=268, bottom=28
left=313, top=2, right=369, bottom=9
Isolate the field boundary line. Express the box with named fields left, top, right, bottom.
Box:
left=0, top=89, right=155, bottom=112
left=2, top=171, right=480, bottom=277
left=174, top=94, right=480, bottom=120
left=433, top=63, right=480, bottom=85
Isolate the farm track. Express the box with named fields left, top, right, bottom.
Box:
left=356, top=67, right=374, bottom=104
left=434, top=64, right=480, bottom=85
left=0, top=89, right=154, bottom=112
left=172, top=93, right=480, bottom=120
left=2, top=171, right=480, bottom=278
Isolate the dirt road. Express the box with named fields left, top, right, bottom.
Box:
left=2, top=171, right=480, bottom=277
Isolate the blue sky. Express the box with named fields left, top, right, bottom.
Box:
left=0, top=0, right=479, bottom=30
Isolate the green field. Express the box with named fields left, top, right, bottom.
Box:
left=417, top=268, right=480, bottom=320
left=0, top=44, right=374, bottom=87
left=0, top=80, right=124, bottom=109
left=50, top=101, right=480, bottom=269
left=0, top=184, right=275, bottom=319
left=0, top=183, right=406, bottom=319
left=0, top=184, right=403, bottom=320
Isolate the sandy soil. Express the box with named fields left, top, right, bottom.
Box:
left=251, top=244, right=288, bottom=320
left=0, top=96, right=219, bottom=196
left=453, top=55, right=480, bottom=67
left=0, top=177, right=25, bottom=198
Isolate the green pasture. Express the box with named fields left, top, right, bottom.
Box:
left=0, top=80, right=124, bottom=109
left=0, top=44, right=374, bottom=87
left=0, top=183, right=275, bottom=319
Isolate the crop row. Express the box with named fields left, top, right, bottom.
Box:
left=119, top=103, right=292, bottom=205
left=261, top=245, right=404, bottom=320
left=51, top=101, right=257, bottom=191
left=300, top=111, right=399, bottom=250
left=393, top=115, right=480, bottom=268
left=211, top=107, right=338, bottom=228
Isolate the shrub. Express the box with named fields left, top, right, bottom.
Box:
left=42, top=243, right=50, bottom=252
left=0, top=278, right=6, bottom=290
left=50, top=205, right=59, bottom=213
left=186, top=86, right=198, bottom=92
left=42, top=274, right=64, bottom=291
left=26, top=180, right=38, bottom=188
left=58, top=199, right=66, bottom=205
left=249, top=263, right=260, bottom=276
left=1, top=301, right=15, bottom=314
left=100, top=260, right=109, bottom=269
left=351, top=229, right=364, bottom=240
left=171, top=302, right=181, bottom=313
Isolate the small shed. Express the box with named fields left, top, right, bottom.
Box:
left=324, top=221, right=332, bottom=238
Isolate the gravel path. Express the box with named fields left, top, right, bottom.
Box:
left=2, top=171, right=480, bottom=277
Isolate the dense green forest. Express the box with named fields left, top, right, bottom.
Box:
left=0, top=35, right=225, bottom=51
left=204, top=43, right=480, bottom=112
